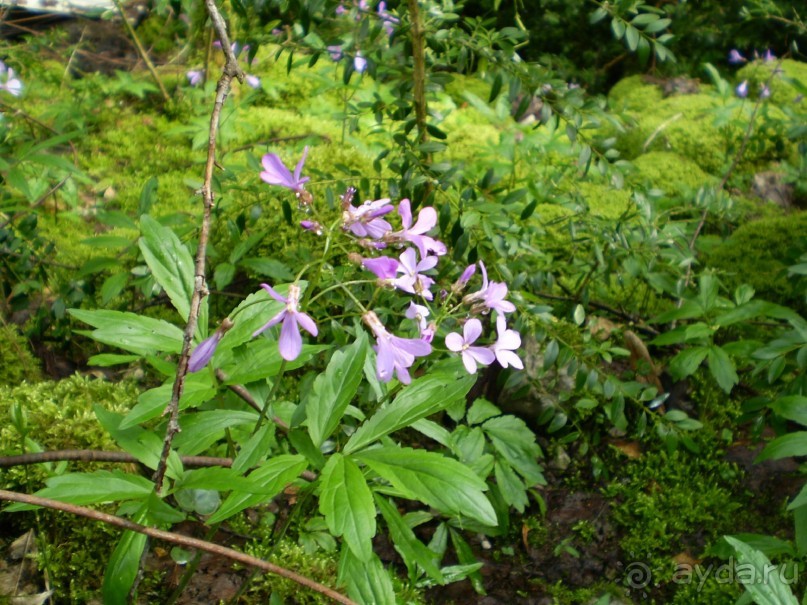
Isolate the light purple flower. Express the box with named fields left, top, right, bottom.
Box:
left=354, top=53, right=368, bottom=73
left=300, top=220, right=323, bottom=235
left=405, top=302, right=435, bottom=342
left=335, top=3, right=347, bottom=15
left=491, top=315, right=523, bottom=370
left=386, top=199, right=447, bottom=257
left=728, top=49, right=746, bottom=64
left=252, top=283, right=318, bottom=361
left=261, top=146, right=310, bottom=193
left=736, top=80, right=749, bottom=98
left=462, top=261, right=516, bottom=314
left=445, top=319, right=495, bottom=375
left=453, top=263, right=476, bottom=293
left=363, top=311, right=431, bottom=384
left=188, top=332, right=223, bottom=373
left=378, top=1, right=398, bottom=36
left=245, top=74, right=261, bottom=89
left=763, top=49, right=776, bottom=62
left=343, top=198, right=395, bottom=239
left=394, top=248, right=437, bottom=300
left=186, top=69, right=204, bottom=87
left=362, top=256, right=399, bottom=282
left=759, top=84, right=771, bottom=99
left=0, top=62, right=22, bottom=97
left=327, top=45, right=343, bottom=61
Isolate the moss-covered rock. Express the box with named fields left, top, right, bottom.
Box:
left=706, top=212, right=807, bottom=310
left=607, top=74, right=664, bottom=113
left=0, top=324, right=43, bottom=386
left=736, top=58, right=807, bottom=108
left=630, top=151, right=717, bottom=194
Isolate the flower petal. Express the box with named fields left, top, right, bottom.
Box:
left=467, top=346, right=495, bottom=366
left=252, top=309, right=286, bottom=337
left=445, top=332, right=464, bottom=352
left=409, top=206, right=437, bottom=235
left=279, top=315, right=302, bottom=360
left=295, top=311, right=318, bottom=336
left=461, top=351, right=478, bottom=374
left=260, top=283, right=288, bottom=303
left=260, top=153, right=294, bottom=187
left=398, top=199, right=413, bottom=229
left=376, top=339, right=394, bottom=382
left=463, top=318, right=484, bottom=345
left=293, top=146, right=309, bottom=183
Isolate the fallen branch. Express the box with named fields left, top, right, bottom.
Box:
left=0, top=489, right=356, bottom=605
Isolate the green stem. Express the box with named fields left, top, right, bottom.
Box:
left=252, top=360, right=287, bottom=436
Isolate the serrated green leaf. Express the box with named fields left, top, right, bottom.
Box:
left=319, top=454, right=376, bottom=562
left=138, top=215, right=195, bottom=321
left=206, top=455, right=307, bottom=524
left=120, top=373, right=216, bottom=429
left=495, top=461, right=528, bottom=513
left=482, top=415, right=545, bottom=486
left=770, top=396, right=807, bottom=427
left=707, top=346, right=738, bottom=393
left=338, top=548, right=396, bottom=605
left=69, top=309, right=183, bottom=355
left=357, top=446, right=496, bottom=526
left=669, top=346, right=709, bottom=380
left=345, top=372, right=475, bottom=454
left=307, top=334, right=367, bottom=447
left=172, top=410, right=258, bottom=456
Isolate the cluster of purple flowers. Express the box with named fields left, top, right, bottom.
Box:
left=190, top=146, right=523, bottom=384
left=0, top=61, right=22, bottom=97
left=728, top=48, right=774, bottom=100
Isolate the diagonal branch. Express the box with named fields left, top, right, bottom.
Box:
left=0, top=489, right=356, bottom=605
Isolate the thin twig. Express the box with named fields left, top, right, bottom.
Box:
left=0, top=489, right=356, bottom=605
left=152, top=0, right=245, bottom=494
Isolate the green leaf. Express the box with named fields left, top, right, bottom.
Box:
left=174, top=467, right=256, bottom=492
left=669, top=346, right=709, bottom=380
left=356, top=446, right=496, bottom=526
left=121, top=372, right=217, bottom=429
left=219, top=340, right=327, bottom=385
left=756, top=432, right=807, bottom=462
left=103, top=531, right=147, bottom=605
left=624, top=24, right=640, bottom=51
left=338, top=548, right=396, bottom=605
left=172, top=410, right=259, bottom=456
left=770, top=396, right=807, bottom=426
left=8, top=471, right=153, bottom=510
left=206, top=455, right=307, bottom=524
left=101, top=272, right=129, bottom=305
left=707, top=346, right=738, bottom=393
left=319, top=454, right=376, bottom=562
left=69, top=309, right=184, bottom=355
left=307, top=333, right=367, bottom=447
left=449, top=529, right=486, bottom=594
left=482, top=415, right=545, bottom=486
left=345, top=372, right=475, bottom=454
left=495, top=460, right=528, bottom=512
left=375, top=495, right=444, bottom=583
left=231, top=424, right=274, bottom=474
left=725, top=537, right=798, bottom=605
left=138, top=214, right=195, bottom=321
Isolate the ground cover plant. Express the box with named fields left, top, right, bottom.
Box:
left=0, top=0, right=806, bottom=603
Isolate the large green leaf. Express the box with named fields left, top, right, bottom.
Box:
left=70, top=309, right=183, bottom=355
left=356, top=446, right=497, bottom=526
left=482, top=415, right=545, bottom=486
left=756, top=432, right=807, bottom=462
left=319, top=453, right=376, bottom=562
left=120, top=372, right=216, bottom=429
left=307, top=334, right=367, bottom=447
left=725, top=537, right=799, bottom=605
left=139, top=214, right=195, bottom=321
left=707, top=345, right=738, bottom=393
left=338, top=547, right=396, bottom=605
left=172, top=410, right=259, bottom=455
left=376, top=494, right=444, bottom=583
left=103, top=530, right=148, bottom=605
left=344, top=372, right=476, bottom=454
left=770, top=396, right=807, bottom=427
left=206, top=455, right=308, bottom=524
left=7, top=471, right=153, bottom=510
left=217, top=339, right=327, bottom=385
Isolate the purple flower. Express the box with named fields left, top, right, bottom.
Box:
left=343, top=198, right=395, bottom=239
left=387, top=199, right=447, bottom=257
left=736, top=80, right=749, bottom=98
left=252, top=283, right=318, bottom=361
left=335, top=3, right=347, bottom=15
left=445, top=319, right=495, bottom=375
left=186, top=69, right=204, bottom=87
left=354, top=53, right=368, bottom=73
left=260, top=146, right=310, bottom=193
left=728, top=49, right=746, bottom=64
left=763, top=49, right=776, bottom=62
left=405, top=302, right=435, bottom=342
left=759, top=84, right=771, bottom=99
left=0, top=61, right=22, bottom=97
left=327, top=45, right=343, bottom=61
left=300, top=220, right=323, bottom=235
left=363, top=311, right=431, bottom=384
left=188, top=332, right=222, bottom=373
left=394, top=248, right=437, bottom=300
left=491, top=315, right=523, bottom=369
left=245, top=74, right=261, bottom=89
left=378, top=1, right=398, bottom=36
left=362, top=256, right=399, bottom=284
left=462, top=261, right=516, bottom=314
left=453, top=263, right=476, bottom=293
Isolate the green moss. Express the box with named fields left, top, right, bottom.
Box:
left=0, top=323, right=43, bottom=385
left=736, top=58, right=807, bottom=108
left=0, top=375, right=139, bottom=489
left=608, top=75, right=664, bottom=113
left=630, top=151, right=717, bottom=194
left=706, top=212, right=807, bottom=311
